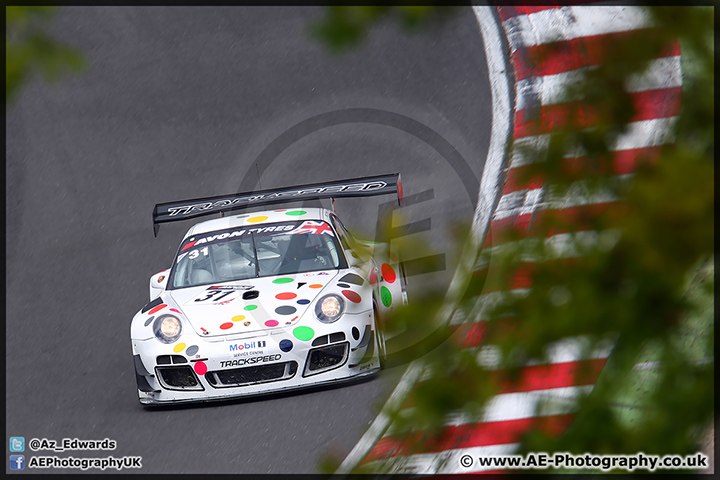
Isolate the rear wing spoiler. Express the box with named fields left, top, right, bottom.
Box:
left=152, top=173, right=402, bottom=236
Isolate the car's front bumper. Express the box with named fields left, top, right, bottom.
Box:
left=132, top=311, right=380, bottom=405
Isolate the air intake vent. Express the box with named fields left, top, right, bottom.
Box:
left=157, top=355, right=187, bottom=365
left=155, top=366, right=203, bottom=391
left=205, top=361, right=297, bottom=388
left=304, top=342, right=349, bottom=377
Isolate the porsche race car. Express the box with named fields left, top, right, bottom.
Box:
left=131, top=174, right=407, bottom=405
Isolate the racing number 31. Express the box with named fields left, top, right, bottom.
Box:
left=195, top=290, right=234, bottom=303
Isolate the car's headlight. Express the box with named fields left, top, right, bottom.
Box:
left=315, top=294, right=345, bottom=323
left=153, top=314, right=182, bottom=343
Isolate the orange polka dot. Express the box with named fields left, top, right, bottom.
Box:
left=309, top=284, right=323, bottom=289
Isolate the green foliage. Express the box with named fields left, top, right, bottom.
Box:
left=309, top=6, right=460, bottom=53
left=6, top=6, right=85, bottom=105
left=311, top=5, right=713, bottom=474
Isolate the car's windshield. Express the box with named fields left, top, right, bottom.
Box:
left=168, top=220, right=346, bottom=289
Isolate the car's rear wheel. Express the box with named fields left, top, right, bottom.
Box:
left=373, top=302, right=387, bottom=369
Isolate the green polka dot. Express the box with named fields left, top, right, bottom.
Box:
left=273, top=277, right=294, bottom=284
left=285, top=210, right=307, bottom=216
left=293, top=326, right=315, bottom=341
left=380, top=286, right=392, bottom=307
left=244, top=305, right=258, bottom=311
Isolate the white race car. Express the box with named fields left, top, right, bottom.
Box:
left=131, top=174, right=407, bottom=405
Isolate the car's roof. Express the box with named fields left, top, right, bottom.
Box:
left=182, top=207, right=332, bottom=239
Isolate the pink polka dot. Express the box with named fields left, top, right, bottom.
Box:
left=369, top=270, right=377, bottom=286
left=220, top=322, right=233, bottom=330
left=342, top=290, right=362, bottom=303
left=169, top=308, right=182, bottom=314
left=194, top=361, right=207, bottom=375
left=276, top=292, right=297, bottom=300
left=265, top=320, right=279, bottom=327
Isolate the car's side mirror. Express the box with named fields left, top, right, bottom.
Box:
left=149, top=269, right=169, bottom=300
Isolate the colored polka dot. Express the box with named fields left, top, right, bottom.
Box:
left=244, top=305, right=258, bottom=311
left=369, top=270, right=377, bottom=286
left=220, top=322, right=233, bottom=329
left=169, top=308, right=182, bottom=314
left=274, top=209, right=287, bottom=212
left=186, top=345, right=199, bottom=356
left=273, top=277, right=294, bottom=284
left=173, top=343, right=186, bottom=353
left=232, top=315, right=246, bottom=322
left=297, top=299, right=311, bottom=305
left=247, top=216, right=268, bottom=223
left=309, top=284, right=323, bottom=289
left=149, top=304, right=167, bottom=315
left=382, top=264, right=396, bottom=283
left=276, top=292, right=297, bottom=300
left=285, top=210, right=307, bottom=216
left=337, top=282, right=350, bottom=288
left=265, top=319, right=279, bottom=327
left=275, top=306, right=297, bottom=315
left=342, top=290, right=362, bottom=303
left=144, top=316, right=154, bottom=327
left=194, top=361, right=207, bottom=375
left=279, top=339, right=293, bottom=352
left=243, top=321, right=251, bottom=326
left=293, top=326, right=315, bottom=341
left=381, top=286, right=393, bottom=307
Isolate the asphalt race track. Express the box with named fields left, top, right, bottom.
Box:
left=6, top=7, right=492, bottom=474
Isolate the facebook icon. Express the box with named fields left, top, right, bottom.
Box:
left=10, top=455, right=25, bottom=470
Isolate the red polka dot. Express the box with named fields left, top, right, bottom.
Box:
left=274, top=209, right=287, bottom=212
left=265, top=320, right=279, bottom=327
left=369, top=270, right=377, bottom=286
left=169, top=308, right=182, bottom=314
left=342, top=290, right=362, bottom=303
left=149, top=304, right=167, bottom=315
left=382, top=263, right=396, bottom=283
left=194, top=361, right=207, bottom=375
left=220, top=322, right=233, bottom=330
left=276, top=292, right=297, bottom=300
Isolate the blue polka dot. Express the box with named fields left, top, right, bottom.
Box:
left=297, top=299, right=310, bottom=305
left=279, top=339, right=293, bottom=352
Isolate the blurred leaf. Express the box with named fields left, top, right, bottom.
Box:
left=6, top=6, right=86, bottom=105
